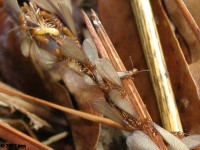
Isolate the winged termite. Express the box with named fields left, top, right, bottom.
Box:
left=82, top=38, right=99, bottom=64
left=92, top=99, right=129, bottom=127
left=153, top=123, right=189, bottom=150
left=108, top=89, right=136, bottom=117
left=82, top=38, right=105, bottom=85
left=82, top=38, right=139, bottom=91
left=95, top=58, right=123, bottom=88
left=92, top=98, right=143, bottom=131
left=59, top=36, right=88, bottom=63
left=126, top=130, right=159, bottom=150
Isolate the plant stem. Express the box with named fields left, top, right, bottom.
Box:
left=130, top=0, right=183, bottom=133
left=174, top=0, right=200, bottom=42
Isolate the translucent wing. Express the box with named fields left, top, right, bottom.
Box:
left=153, top=123, right=189, bottom=150
left=39, top=49, right=58, bottom=65
left=59, top=37, right=88, bottom=63
left=82, top=38, right=99, bottom=63
left=58, top=2, right=77, bottom=36
left=92, top=99, right=127, bottom=126
left=95, top=58, right=122, bottom=87
left=4, top=0, right=21, bottom=21
left=30, top=0, right=58, bottom=14
left=108, top=89, right=136, bottom=117
left=4, top=0, right=20, bottom=14
left=84, top=75, right=96, bottom=85
left=126, top=130, right=159, bottom=150
left=178, top=135, right=200, bottom=149
left=21, top=38, right=32, bottom=57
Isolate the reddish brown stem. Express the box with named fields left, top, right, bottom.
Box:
left=0, top=121, right=52, bottom=150
left=174, top=0, right=200, bottom=42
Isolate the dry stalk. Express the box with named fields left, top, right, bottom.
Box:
left=174, top=0, right=200, bottom=42
left=130, top=0, right=183, bottom=133
left=82, top=10, right=167, bottom=149
left=0, top=121, right=52, bottom=150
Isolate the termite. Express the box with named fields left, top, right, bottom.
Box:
left=107, top=89, right=136, bottom=117
left=92, top=99, right=135, bottom=130
left=82, top=38, right=123, bottom=92
left=31, top=27, right=60, bottom=36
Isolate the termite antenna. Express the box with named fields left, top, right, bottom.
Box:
left=129, top=56, right=135, bottom=69
left=137, top=69, right=149, bottom=74
left=7, top=26, right=20, bottom=34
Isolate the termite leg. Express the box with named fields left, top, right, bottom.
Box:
left=34, top=35, right=49, bottom=44
left=18, top=13, right=27, bottom=31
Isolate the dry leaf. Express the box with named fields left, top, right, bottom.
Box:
left=63, top=69, right=102, bottom=150
left=163, top=0, right=200, bottom=62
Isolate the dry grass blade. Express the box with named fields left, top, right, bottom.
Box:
left=0, top=86, right=128, bottom=131
left=174, top=0, right=200, bottom=42
left=0, top=121, right=52, bottom=150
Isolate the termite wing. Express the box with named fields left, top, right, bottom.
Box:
left=153, top=123, right=200, bottom=150
left=126, top=130, right=159, bottom=150
left=82, top=38, right=123, bottom=88
left=126, top=124, right=200, bottom=150
left=92, top=99, right=129, bottom=127
left=59, top=37, right=88, bottom=63
left=24, top=39, right=58, bottom=66
left=108, top=89, right=136, bottom=118
left=4, top=0, right=21, bottom=21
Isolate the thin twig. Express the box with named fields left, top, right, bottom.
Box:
left=0, top=86, right=129, bottom=131
left=0, top=121, right=52, bottom=150
left=174, top=0, right=200, bottom=42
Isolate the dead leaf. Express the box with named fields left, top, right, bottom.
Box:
left=163, top=0, right=200, bottom=62
left=63, top=68, right=102, bottom=150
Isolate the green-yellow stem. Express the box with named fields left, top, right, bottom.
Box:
left=130, top=0, right=183, bottom=132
